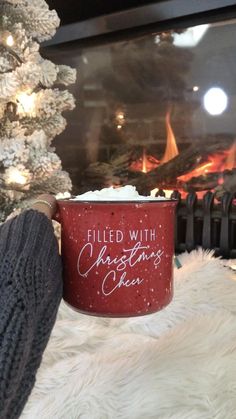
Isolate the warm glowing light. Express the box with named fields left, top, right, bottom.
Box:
left=141, top=149, right=159, bottom=173
left=160, top=110, right=179, bottom=164
left=151, top=144, right=235, bottom=198
left=115, top=110, right=125, bottom=127
left=150, top=188, right=158, bottom=197
left=130, top=149, right=159, bottom=173
left=203, top=87, right=228, bottom=116
left=6, top=168, right=27, bottom=185
left=163, top=189, right=174, bottom=198
left=150, top=188, right=173, bottom=198
left=224, top=140, right=236, bottom=170
left=178, top=150, right=229, bottom=184
left=117, top=113, right=124, bottom=120
left=17, top=92, right=35, bottom=115
left=178, top=162, right=213, bottom=182
left=193, top=86, right=199, bottom=92
left=142, top=149, right=147, bottom=173
left=6, top=35, right=14, bottom=46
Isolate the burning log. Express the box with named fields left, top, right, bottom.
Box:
left=79, top=138, right=233, bottom=195
left=130, top=148, right=160, bottom=173
left=183, top=172, right=220, bottom=192
left=215, top=169, right=236, bottom=198
left=130, top=139, right=231, bottom=194
left=80, top=152, right=139, bottom=192
left=80, top=162, right=123, bottom=192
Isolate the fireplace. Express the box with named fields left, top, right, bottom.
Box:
left=43, top=1, right=236, bottom=257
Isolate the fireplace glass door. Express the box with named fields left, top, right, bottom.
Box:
left=44, top=19, right=236, bottom=199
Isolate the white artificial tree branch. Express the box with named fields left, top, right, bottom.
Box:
left=0, top=0, right=76, bottom=221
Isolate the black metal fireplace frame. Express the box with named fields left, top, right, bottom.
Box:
left=171, top=191, right=236, bottom=259
left=43, top=1, right=236, bottom=258
left=44, top=0, right=236, bottom=48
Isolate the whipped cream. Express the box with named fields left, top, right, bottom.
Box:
left=71, top=185, right=167, bottom=201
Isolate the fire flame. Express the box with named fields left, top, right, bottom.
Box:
left=142, top=149, right=148, bottom=173
left=130, top=107, right=236, bottom=197
left=130, top=110, right=178, bottom=173
left=177, top=150, right=230, bottom=183
left=130, top=148, right=159, bottom=173
left=224, top=140, right=236, bottom=170
left=160, top=110, right=179, bottom=164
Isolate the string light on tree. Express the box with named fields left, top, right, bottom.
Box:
left=6, top=168, right=28, bottom=186
left=17, top=92, right=36, bottom=116
left=115, top=109, right=126, bottom=130
left=0, top=0, right=76, bottom=222
left=6, top=34, right=14, bottom=46
left=117, top=112, right=124, bottom=121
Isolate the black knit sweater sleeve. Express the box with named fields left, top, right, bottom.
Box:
left=0, top=210, right=63, bottom=419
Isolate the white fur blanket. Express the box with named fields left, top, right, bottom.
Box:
left=22, top=250, right=236, bottom=419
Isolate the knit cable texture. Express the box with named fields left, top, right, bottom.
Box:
left=0, top=210, right=63, bottom=419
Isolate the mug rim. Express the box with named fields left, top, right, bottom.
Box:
left=57, top=198, right=178, bottom=204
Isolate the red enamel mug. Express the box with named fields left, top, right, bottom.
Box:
left=56, top=199, right=177, bottom=317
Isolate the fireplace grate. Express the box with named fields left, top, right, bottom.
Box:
left=161, top=191, right=236, bottom=258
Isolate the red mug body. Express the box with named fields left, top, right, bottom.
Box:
left=57, top=200, right=177, bottom=317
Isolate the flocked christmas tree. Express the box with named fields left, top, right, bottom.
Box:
left=0, top=0, right=76, bottom=221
